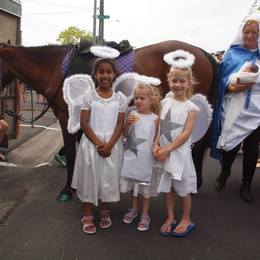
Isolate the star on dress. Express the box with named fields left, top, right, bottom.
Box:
left=126, top=126, right=147, bottom=156
left=160, top=108, right=183, bottom=142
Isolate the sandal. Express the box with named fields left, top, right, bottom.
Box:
left=82, top=216, right=96, bottom=234
left=160, top=220, right=177, bottom=237
left=99, top=210, right=112, bottom=229
left=123, top=208, right=138, bottom=224
left=172, top=222, right=195, bottom=237
left=137, top=215, right=150, bottom=232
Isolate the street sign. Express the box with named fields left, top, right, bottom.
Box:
left=97, top=15, right=110, bottom=19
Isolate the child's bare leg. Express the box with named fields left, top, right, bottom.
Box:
left=132, top=195, right=138, bottom=209
left=141, top=196, right=149, bottom=216
left=84, top=202, right=93, bottom=217
left=173, top=194, right=192, bottom=233
left=160, top=190, right=175, bottom=233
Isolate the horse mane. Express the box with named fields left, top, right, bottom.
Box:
left=0, top=42, right=74, bottom=49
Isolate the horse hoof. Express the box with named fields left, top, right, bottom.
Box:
left=57, top=191, right=72, bottom=202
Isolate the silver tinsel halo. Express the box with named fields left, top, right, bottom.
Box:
left=163, top=50, right=195, bottom=69
left=90, top=46, right=120, bottom=59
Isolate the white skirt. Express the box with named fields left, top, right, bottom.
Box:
left=72, top=133, right=124, bottom=206
left=155, top=155, right=197, bottom=197
left=120, top=168, right=159, bottom=199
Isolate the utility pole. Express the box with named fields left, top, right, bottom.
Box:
left=92, top=0, right=97, bottom=44
left=98, top=0, right=104, bottom=45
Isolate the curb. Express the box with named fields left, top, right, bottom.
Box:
left=5, top=121, right=63, bottom=167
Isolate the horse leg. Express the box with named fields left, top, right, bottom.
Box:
left=192, top=137, right=207, bottom=189
left=57, top=129, right=77, bottom=202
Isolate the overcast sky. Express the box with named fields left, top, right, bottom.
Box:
left=21, top=0, right=254, bottom=52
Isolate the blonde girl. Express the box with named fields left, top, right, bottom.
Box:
left=120, top=81, right=161, bottom=232
left=153, top=50, right=199, bottom=237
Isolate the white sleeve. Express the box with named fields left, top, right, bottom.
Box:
left=81, top=94, right=92, bottom=111
left=117, top=91, right=128, bottom=113
left=188, top=102, right=200, bottom=112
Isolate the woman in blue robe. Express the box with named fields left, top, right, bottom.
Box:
left=211, top=17, right=260, bottom=203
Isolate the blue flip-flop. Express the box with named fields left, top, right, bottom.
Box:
left=171, top=223, right=195, bottom=237
left=160, top=221, right=177, bottom=237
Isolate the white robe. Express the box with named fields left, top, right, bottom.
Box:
left=71, top=90, right=127, bottom=206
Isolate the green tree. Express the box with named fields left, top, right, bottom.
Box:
left=57, top=26, right=93, bottom=45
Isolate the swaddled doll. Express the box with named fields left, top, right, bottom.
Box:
left=229, top=62, right=259, bottom=84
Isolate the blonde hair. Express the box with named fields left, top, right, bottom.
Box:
left=243, top=20, right=259, bottom=32
left=133, top=84, right=161, bottom=115
left=167, top=67, right=198, bottom=98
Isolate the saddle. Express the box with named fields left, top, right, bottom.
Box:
left=76, top=39, right=133, bottom=55
left=68, top=39, right=133, bottom=75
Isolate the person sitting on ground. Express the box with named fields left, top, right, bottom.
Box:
left=0, top=119, right=8, bottom=161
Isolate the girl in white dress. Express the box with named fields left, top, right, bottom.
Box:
left=154, top=50, right=199, bottom=237
left=72, top=58, right=127, bottom=234
left=120, top=82, right=161, bottom=232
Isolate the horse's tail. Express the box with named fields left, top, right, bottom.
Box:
left=199, top=50, right=220, bottom=150
left=202, top=50, right=220, bottom=107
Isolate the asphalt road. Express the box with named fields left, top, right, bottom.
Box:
left=0, top=123, right=260, bottom=260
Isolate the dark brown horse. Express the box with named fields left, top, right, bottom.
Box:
left=0, top=41, right=218, bottom=201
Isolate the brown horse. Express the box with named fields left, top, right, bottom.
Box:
left=0, top=41, right=218, bottom=201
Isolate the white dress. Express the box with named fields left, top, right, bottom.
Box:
left=156, top=97, right=199, bottom=197
left=120, top=111, right=159, bottom=198
left=71, top=90, right=127, bottom=206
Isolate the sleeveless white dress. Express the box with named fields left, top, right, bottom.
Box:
left=155, top=97, right=199, bottom=197
left=120, top=111, right=159, bottom=198
left=71, top=90, right=127, bottom=206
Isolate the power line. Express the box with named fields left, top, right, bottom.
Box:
left=22, top=0, right=92, bottom=10
left=24, top=10, right=92, bottom=15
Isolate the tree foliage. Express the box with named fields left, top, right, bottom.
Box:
left=57, top=26, right=93, bottom=45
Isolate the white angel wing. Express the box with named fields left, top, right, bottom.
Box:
left=112, top=72, right=161, bottom=103
left=112, top=72, right=139, bottom=101
left=63, top=74, right=95, bottom=134
left=190, top=94, right=213, bottom=144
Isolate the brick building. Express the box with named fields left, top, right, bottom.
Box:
left=0, top=0, right=21, bottom=140
left=0, top=0, right=21, bottom=45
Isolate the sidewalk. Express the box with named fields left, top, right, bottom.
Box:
left=0, top=91, right=61, bottom=158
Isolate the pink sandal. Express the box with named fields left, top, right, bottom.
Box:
left=82, top=216, right=96, bottom=234
left=99, top=210, right=112, bottom=229
left=123, top=208, right=138, bottom=224
left=137, top=215, right=150, bottom=231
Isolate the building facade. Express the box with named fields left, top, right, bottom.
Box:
left=0, top=0, right=21, bottom=140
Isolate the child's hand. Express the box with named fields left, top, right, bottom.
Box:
left=97, top=143, right=111, bottom=157
left=153, top=144, right=160, bottom=158
left=154, top=148, right=170, bottom=161
left=126, top=114, right=136, bottom=126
